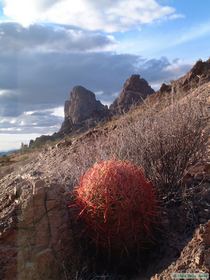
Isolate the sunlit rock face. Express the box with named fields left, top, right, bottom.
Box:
left=110, top=74, right=154, bottom=115
left=0, top=178, right=79, bottom=280
left=60, top=86, right=109, bottom=134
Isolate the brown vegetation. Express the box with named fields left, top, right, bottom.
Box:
left=67, top=89, right=208, bottom=195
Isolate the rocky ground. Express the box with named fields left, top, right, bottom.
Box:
left=0, top=124, right=209, bottom=279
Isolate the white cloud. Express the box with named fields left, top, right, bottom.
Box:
left=23, top=107, right=64, bottom=118
left=0, top=89, right=10, bottom=96
left=0, top=22, right=116, bottom=53
left=100, top=100, right=111, bottom=107
left=24, top=111, right=35, bottom=116
left=0, top=127, right=22, bottom=131
left=163, top=59, right=192, bottom=75
left=0, top=133, right=42, bottom=151
left=0, top=108, right=63, bottom=136
left=51, top=106, right=64, bottom=118
left=0, top=118, right=8, bottom=124
left=10, top=119, right=17, bottom=124
left=2, top=0, right=179, bottom=32
left=95, top=91, right=104, bottom=96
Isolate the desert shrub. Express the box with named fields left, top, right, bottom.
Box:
left=66, top=91, right=208, bottom=193
left=74, top=160, right=157, bottom=255
left=92, top=92, right=208, bottom=192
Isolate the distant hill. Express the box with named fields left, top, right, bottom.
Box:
left=0, top=150, right=18, bottom=156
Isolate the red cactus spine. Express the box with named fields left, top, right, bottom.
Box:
left=74, top=160, right=157, bottom=254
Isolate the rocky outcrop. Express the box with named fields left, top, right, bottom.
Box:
left=159, top=83, right=172, bottom=94
left=181, top=58, right=210, bottom=89
left=110, top=74, right=154, bottom=115
left=152, top=221, right=210, bottom=280
left=30, top=76, right=154, bottom=146
left=0, top=177, right=79, bottom=280
left=30, top=86, right=109, bottom=147
left=159, top=59, right=210, bottom=94
left=60, top=86, right=109, bottom=134
left=61, top=77, right=155, bottom=132
left=30, top=59, right=210, bottom=147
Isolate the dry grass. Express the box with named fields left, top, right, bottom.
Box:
left=67, top=90, right=208, bottom=193
left=110, top=95, right=208, bottom=191
left=0, top=152, right=35, bottom=179
left=62, top=89, right=209, bottom=278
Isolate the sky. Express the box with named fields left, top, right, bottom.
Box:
left=0, top=0, right=210, bottom=151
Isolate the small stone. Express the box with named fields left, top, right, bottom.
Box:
left=33, top=180, right=46, bottom=195
left=195, top=249, right=204, bottom=266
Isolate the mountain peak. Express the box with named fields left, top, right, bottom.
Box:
left=70, top=86, right=94, bottom=98
left=60, top=86, right=109, bottom=134
left=159, top=58, right=210, bottom=94
left=110, top=74, right=154, bottom=114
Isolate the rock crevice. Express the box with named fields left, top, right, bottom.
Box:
left=0, top=178, right=79, bottom=280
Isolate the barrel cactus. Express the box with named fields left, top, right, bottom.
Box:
left=74, top=160, right=157, bottom=254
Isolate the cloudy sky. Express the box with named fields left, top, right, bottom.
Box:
left=0, top=0, right=210, bottom=151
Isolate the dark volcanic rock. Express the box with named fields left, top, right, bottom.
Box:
left=159, top=83, right=172, bottom=93
left=180, top=59, right=210, bottom=90
left=60, top=86, right=109, bottom=134
left=110, top=74, right=154, bottom=115
left=30, top=75, right=154, bottom=147
left=159, top=59, right=210, bottom=94
left=30, top=86, right=109, bottom=147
